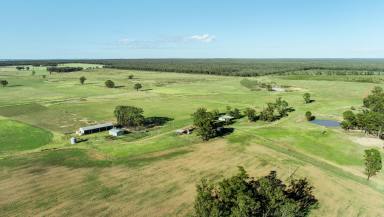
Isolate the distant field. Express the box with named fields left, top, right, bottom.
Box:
left=0, top=63, right=384, bottom=216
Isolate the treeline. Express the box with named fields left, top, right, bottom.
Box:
left=341, top=86, right=384, bottom=138
left=2, top=59, right=384, bottom=77
left=46, top=67, right=83, bottom=73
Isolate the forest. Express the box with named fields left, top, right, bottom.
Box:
left=2, top=59, right=384, bottom=76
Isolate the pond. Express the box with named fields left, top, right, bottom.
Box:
left=310, top=119, right=340, bottom=127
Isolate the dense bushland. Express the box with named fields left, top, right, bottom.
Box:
left=2, top=59, right=384, bottom=77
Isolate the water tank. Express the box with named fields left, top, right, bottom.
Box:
left=70, top=137, right=77, bottom=144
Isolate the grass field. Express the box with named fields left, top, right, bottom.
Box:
left=0, top=64, right=384, bottom=216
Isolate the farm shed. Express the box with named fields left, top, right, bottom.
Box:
left=77, top=123, right=114, bottom=135
left=109, top=128, right=125, bottom=137
left=218, top=115, right=234, bottom=122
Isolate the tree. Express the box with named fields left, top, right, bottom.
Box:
left=244, top=108, right=256, bottom=122
left=305, top=111, right=315, bottom=121
left=364, top=149, right=382, bottom=180
left=114, top=106, right=145, bottom=128
left=79, top=76, right=87, bottom=85
left=31, top=70, right=36, bottom=76
left=303, top=93, right=311, bottom=104
left=192, top=108, right=217, bottom=141
left=105, top=80, right=115, bottom=88
left=134, top=83, right=142, bottom=91
left=128, top=74, right=134, bottom=79
left=26, top=66, right=30, bottom=70
left=194, top=167, right=318, bottom=217
left=0, top=80, right=8, bottom=87
left=341, top=110, right=357, bottom=130
left=275, top=97, right=289, bottom=117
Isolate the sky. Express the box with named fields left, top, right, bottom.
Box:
left=1, top=0, right=384, bottom=59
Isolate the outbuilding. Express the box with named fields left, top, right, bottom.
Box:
left=218, top=115, right=234, bottom=122
left=77, top=123, right=114, bottom=135
left=109, top=128, right=125, bottom=137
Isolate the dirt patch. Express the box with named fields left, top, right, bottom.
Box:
left=350, top=136, right=384, bottom=148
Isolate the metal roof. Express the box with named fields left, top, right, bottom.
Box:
left=219, top=115, right=234, bottom=119
left=109, top=128, right=124, bottom=133
left=80, top=123, right=113, bottom=131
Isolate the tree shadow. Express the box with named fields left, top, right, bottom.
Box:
left=216, top=127, right=235, bottom=137
left=114, top=85, right=125, bottom=88
left=144, top=116, right=174, bottom=128
left=8, top=84, right=24, bottom=87
left=141, top=88, right=153, bottom=91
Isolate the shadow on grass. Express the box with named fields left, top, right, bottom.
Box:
left=144, top=116, right=173, bottom=128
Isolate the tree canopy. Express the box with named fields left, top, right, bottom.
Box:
left=114, top=106, right=145, bottom=128
left=259, top=98, right=292, bottom=122
left=194, top=167, right=318, bottom=217
left=341, top=87, right=384, bottom=138
left=1, top=80, right=9, bottom=87
left=364, top=149, right=382, bottom=180
left=192, top=108, right=217, bottom=141
left=134, top=83, right=143, bottom=91
left=46, top=67, right=83, bottom=73
left=79, top=76, right=86, bottom=85
left=303, top=93, right=311, bottom=104
left=105, top=80, right=115, bottom=88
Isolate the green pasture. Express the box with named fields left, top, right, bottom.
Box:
left=0, top=64, right=384, bottom=216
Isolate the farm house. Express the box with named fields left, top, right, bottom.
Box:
left=77, top=123, right=114, bottom=135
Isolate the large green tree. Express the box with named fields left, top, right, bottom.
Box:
left=364, top=149, right=382, bottom=180
left=114, top=106, right=145, bottom=128
left=192, top=108, right=217, bottom=141
left=194, top=167, right=318, bottom=217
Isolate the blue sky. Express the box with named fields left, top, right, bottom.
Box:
left=1, top=0, right=384, bottom=59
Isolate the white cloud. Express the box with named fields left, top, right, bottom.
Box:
left=116, top=34, right=216, bottom=49
left=188, top=34, right=216, bottom=43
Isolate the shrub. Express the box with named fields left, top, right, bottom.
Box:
left=105, top=80, right=115, bottom=88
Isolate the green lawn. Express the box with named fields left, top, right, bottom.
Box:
left=0, top=119, right=53, bottom=153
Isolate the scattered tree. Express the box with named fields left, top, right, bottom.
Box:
left=42, top=75, right=46, bottom=79
left=305, top=111, right=315, bottom=121
left=244, top=107, right=256, bottom=122
left=134, top=83, right=142, bottom=91
left=26, top=66, right=30, bottom=70
left=79, top=76, right=87, bottom=85
left=303, top=93, right=311, bottom=104
left=364, top=149, right=382, bottom=180
left=260, top=98, right=292, bottom=122
left=105, top=80, right=115, bottom=88
left=31, top=70, right=36, bottom=76
left=128, top=74, right=134, bottom=79
left=192, top=108, right=217, bottom=141
left=194, top=167, right=318, bottom=217
left=114, top=105, right=145, bottom=128
left=0, top=80, right=8, bottom=87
